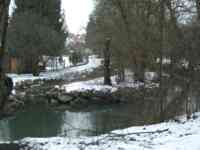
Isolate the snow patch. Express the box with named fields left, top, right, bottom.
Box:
left=61, top=75, right=156, bottom=93
left=20, top=113, right=200, bottom=150
left=7, top=55, right=102, bottom=86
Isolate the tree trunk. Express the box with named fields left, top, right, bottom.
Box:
left=0, top=0, right=10, bottom=77
left=0, top=0, right=11, bottom=110
left=103, top=38, right=112, bottom=85
left=166, top=0, right=182, bottom=80
left=196, top=0, right=200, bottom=21
left=159, top=0, right=165, bottom=121
left=135, top=61, right=145, bottom=82
left=116, top=56, right=125, bottom=83
left=119, top=65, right=125, bottom=82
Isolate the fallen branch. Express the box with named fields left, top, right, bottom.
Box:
left=83, top=128, right=169, bottom=147
left=110, top=128, right=169, bottom=137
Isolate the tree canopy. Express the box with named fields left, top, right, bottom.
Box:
left=7, top=0, right=68, bottom=73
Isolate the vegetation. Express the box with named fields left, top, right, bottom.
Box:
left=7, top=0, right=68, bottom=74
left=1, top=1, right=200, bottom=149
left=86, top=0, right=200, bottom=119
left=0, top=0, right=11, bottom=109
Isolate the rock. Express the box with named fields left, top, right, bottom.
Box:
left=90, top=96, right=101, bottom=102
left=49, top=99, right=59, bottom=105
left=30, top=84, right=41, bottom=88
left=38, top=93, right=45, bottom=97
left=26, top=80, right=34, bottom=85
left=75, top=97, right=88, bottom=104
left=70, top=97, right=88, bottom=108
left=57, top=94, right=74, bottom=104
left=3, top=100, right=22, bottom=115
left=8, top=95, right=17, bottom=102
left=25, top=94, right=35, bottom=103
left=0, top=143, right=21, bottom=150
left=80, top=91, right=94, bottom=99
left=46, top=89, right=58, bottom=99
left=15, top=92, right=26, bottom=99
left=69, top=100, right=77, bottom=107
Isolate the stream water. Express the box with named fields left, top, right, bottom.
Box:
left=0, top=100, right=164, bottom=142
left=0, top=82, right=200, bottom=142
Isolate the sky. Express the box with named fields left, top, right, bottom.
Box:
left=61, top=0, right=94, bottom=34
left=9, top=0, right=95, bottom=34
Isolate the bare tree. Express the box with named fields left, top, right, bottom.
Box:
left=158, top=0, right=166, bottom=121
left=196, top=0, right=200, bottom=21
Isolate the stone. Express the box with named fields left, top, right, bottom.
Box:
left=8, top=95, right=16, bottom=102
left=70, top=97, right=88, bottom=108
left=46, top=89, right=58, bottom=99
left=3, top=101, right=21, bottom=115
left=0, top=143, right=21, bottom=150
left=15, top=92, right=26, bottom=99
left=57, top=94, right=73, bottom=104
left=49, top=99, right=59, bottom=105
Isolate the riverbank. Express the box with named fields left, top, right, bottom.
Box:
left=1, top=55, right=198, bottom=150
left=1, top=68, right=183, bottom=120
left=0, top=55, right=103, bottom=117
left=1, top=112, right=199, bottom=150
left=2, top=71, right=160, bottom=115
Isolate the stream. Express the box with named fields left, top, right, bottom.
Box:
left=0, top=100, right=160, bottom=142
left=0, top=80, right=200, bottom=143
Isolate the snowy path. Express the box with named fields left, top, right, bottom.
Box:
left=20, top=113, right=200, bottom=150
left=7, top=55, right=102, bottom=86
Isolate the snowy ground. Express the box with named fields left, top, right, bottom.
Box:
left=45, top=56, right=89, bottom=71
left=7, top=55, right=102, bottom=86
left=4, top=55, right=200, bottom=149
left=61, top=76, right=143, bottom=93
left=61, top=72, right=158, bottom=93
left=19, top=113, right=200, bottom=150
left=45, top=56, right=71, bottom=71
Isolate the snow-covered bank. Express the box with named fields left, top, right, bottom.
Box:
left=20, top=113, right=200, bottom=150
left=7, top=55, right=102, bottom=86
left=62, top=76, right=118, bottom=93
left=61, top=75, right=157, bottom=93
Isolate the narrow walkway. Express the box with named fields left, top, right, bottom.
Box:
left=7, top=55, right=102, bottom=86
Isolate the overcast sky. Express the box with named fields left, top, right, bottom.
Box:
left=9, top=0, right=94, bottom=34
left=61, top=0, right=94, bottom=34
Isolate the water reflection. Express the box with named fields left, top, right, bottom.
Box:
left=0, top=82, right=200, bottom=142
left=0, top=106, right=63, bottom=141
left=60, top=111, right=94, bottom=137
left=0, top=120, right=11, bottom=142
left=0, top=102, right=162, bottom=141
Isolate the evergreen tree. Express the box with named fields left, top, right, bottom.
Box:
left=14, top=0, right=64, bottom=32
left=7, top=0, right=67, bottom=74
